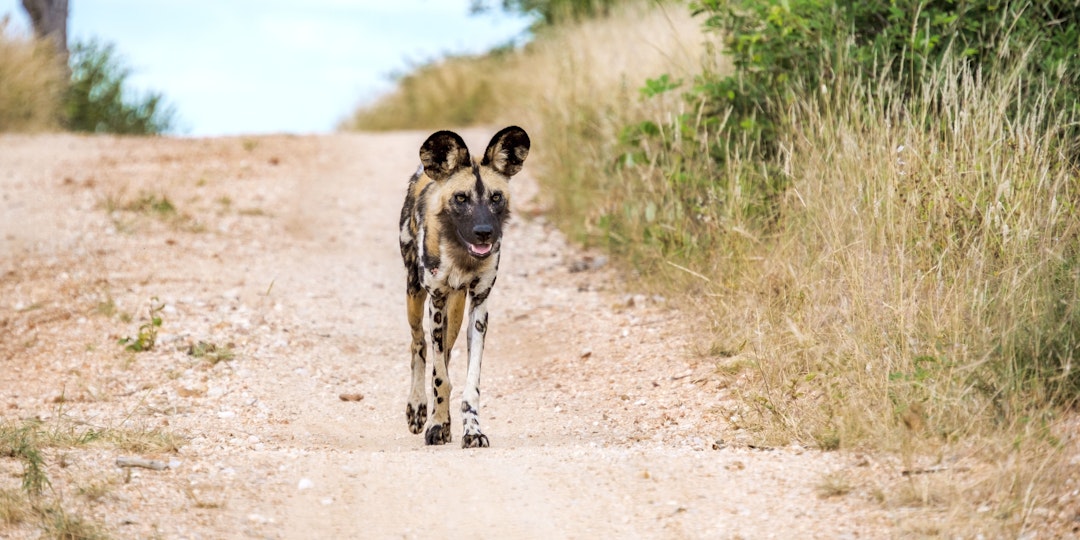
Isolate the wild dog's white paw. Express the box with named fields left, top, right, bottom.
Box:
left=461, top=402, right=488, bottom=448
left=462, top=431, right=489, bottom=448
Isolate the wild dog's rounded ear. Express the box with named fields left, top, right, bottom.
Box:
left=420, top=130, right=471, bottom=182
left=481, top=126, right=530, bottom=178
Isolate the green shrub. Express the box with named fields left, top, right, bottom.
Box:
left=687, top=0, right=1080, bottom=156
left=66, top=39, right=175, bottom=134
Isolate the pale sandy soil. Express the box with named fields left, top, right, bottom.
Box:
left=0, top=131, right=1006, bottom=538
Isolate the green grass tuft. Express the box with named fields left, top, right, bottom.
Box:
left=187, top=340, right=235, bottom=365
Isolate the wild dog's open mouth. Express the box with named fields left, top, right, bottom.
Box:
left=467, top=242, right=494, bottom=257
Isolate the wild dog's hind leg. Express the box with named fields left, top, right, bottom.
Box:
left=405, top=290, right=427, bottom=434
left=424, top=288, right=464, bottom=445
left=461, top=279, right=494, bottom=448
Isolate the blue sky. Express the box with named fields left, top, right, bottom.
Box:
left=0, top=0, right=532, bottom=136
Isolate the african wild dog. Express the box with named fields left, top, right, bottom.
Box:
left=399, top=126, right=530, bottom=447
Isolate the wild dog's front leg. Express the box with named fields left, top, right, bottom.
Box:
left=461, top=283, right=493, bottom=448
left=423, top=289, right=455, bottom=445
left=405, top=290, right=427, bottom=434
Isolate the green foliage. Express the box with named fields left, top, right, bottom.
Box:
left=66, top=39, right=175, bottom=134
left=694, top=0, right=846, bottom=157
left=685, top=0, right=1080, bottom=158
left=845, top=1, right=1080, bottom=100
left=118, top=297, right=164, bottom=352
left=639, top=74, right=682, bottom=98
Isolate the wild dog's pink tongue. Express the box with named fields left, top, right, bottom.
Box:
left=470, top=243, right=492, bottom=255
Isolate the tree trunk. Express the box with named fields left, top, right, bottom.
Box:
left=20, top=0, right=68, bottom=58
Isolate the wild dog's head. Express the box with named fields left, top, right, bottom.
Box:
left=420, top=126, right=530, bottom=264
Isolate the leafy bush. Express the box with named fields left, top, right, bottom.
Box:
left=688, top=0, right=1080, bottom=157
left=66, top=39, right=175, bottom=134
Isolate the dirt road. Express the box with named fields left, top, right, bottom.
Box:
left=1, top=131, right=893, bottom=538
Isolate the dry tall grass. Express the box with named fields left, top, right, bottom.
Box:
left=699, top=61, right=1080, bottom=535
left=0, top=18, right=65, bottom=132
left=342, top=52, right=520, bottom=131
left=586, top=48, right=1080, bottom=536
left=505, top=3, right=715, bottom=236
left=741, top=62, right=1079, bottom=446
left=342, top=3, right=709, bottom=137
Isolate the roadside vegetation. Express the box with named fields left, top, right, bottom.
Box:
left=0, top=265, right=191, bottom=538
left=1, top=416, right=182, bottom=539
left=0, top=17, right=66, bottom=131
left=66, top=39, right=176, bottom=134
left=345, top=0, right=1080, bottom=535
left=0, top=20, right=174, bottom=134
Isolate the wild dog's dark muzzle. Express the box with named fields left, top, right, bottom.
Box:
left=460, top=206, right=499, bottom=258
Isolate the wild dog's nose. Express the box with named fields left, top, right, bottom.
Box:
left=473, top=224, right=493, bottom=242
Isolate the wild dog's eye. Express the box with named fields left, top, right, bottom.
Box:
left=491, top=192, right=503, bottom=203
left=454, top=193, right=467, bottom=203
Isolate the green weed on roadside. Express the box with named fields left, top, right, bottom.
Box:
left=187, top=340, right=235, bottom=365
left=118, top=297, right=164, bottom=352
